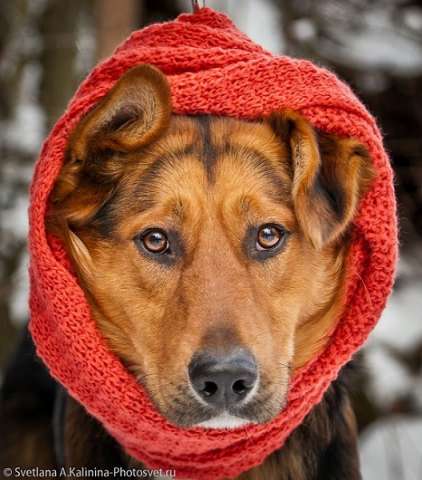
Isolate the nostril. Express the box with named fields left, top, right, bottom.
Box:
left=232, top=379, right=249, bottom=396
left=201, top=381, right=218, bottom=397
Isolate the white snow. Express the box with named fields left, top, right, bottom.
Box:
left=318, top=7, right=422, bottom=74
left=360, top=416, right=422, bottom=480
left=1, top=193, right=29, bottom=240
left=3, top=62, right=45, bottom=154
left=292, top=18, right=316, bottom=42
left=178, top=0, right=283, bottom=53
left=9, top=252, right=30, bottom=326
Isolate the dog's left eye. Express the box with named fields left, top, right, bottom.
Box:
left=256, top=224, right=285, bottom=251
left=139, top=229, right=170, bottom=254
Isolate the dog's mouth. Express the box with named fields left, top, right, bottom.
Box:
left=167, top=390, right=287, bottom=429
left=136, top=373, right=289, bottom=429
left=195, top=412, right=252, bottom=429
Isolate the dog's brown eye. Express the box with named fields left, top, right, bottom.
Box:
left=141, top=229, right=169, bottom=254
left=257, top=224, right=284, bottom=250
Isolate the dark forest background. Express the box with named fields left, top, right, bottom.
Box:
left=1, top=1, right=421, bottom=477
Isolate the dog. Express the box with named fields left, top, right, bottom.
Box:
left=0, top=65, right=374, bottom=479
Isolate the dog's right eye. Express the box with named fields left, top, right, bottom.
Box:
left=138, top=229, right=170, bottom=254
left=134, top=228, right=183, bottom=266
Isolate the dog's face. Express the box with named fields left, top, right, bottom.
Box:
left=48, top=66, right=374, bottom=428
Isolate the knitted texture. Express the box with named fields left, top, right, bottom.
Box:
left=28, top=8, right=397, bottom=480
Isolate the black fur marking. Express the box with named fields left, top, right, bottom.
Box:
left=352, top=144, right=369, bottom=159
left=0, top=327, right=57, bottom=469
left=0, top=328, right=56, bottom=413
left=313, top=172, right=345, bottom=222
left=226, top=143, right=292, bottom=205
left=196, top=115, right=217, bottom=181
left=133, top=144, right=196, bottom=200
left=314, top=130, right=346, bottom=222
left=91, top=188, right=119, bottom=237
left=106, top=106, right=141, bottom=132
left=64, top=397, right=127, bottom=469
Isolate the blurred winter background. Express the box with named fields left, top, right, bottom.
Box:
left=0, top=0, right=421, bottom=477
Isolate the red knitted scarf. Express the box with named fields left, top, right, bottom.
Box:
left=29, top=8, right=397, bottom=479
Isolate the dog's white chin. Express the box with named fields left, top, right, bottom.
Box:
left=196, top=413, right=253, bottom=429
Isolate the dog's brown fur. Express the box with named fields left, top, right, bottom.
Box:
left=1, top=65, right=374, bottom=479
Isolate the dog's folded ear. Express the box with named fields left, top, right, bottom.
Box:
left=51, top=64, right=171, bottom=205
left=71, top=64, right=171, bottom=160
left=269, top=110, right=375, bottom=248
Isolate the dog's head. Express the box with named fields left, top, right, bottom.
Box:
left=48, top=65, right=374, bottom=428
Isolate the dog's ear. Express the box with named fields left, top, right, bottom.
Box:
left=50, top=64, right=171, bottom=224
left=71, top=64, right=171, bottom=161
left=269, top=110, right=375, bottom=248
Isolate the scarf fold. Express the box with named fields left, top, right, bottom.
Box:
left=29, top=7, right=397, bottom=479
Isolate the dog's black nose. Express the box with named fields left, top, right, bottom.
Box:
left=188, top=349, right=258, bottom=408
